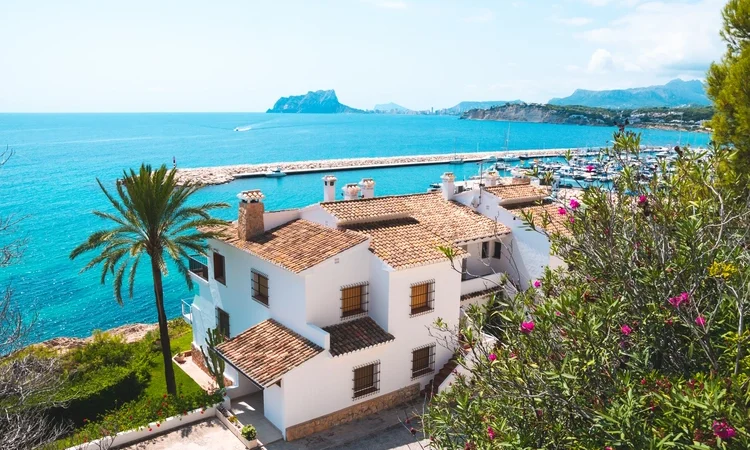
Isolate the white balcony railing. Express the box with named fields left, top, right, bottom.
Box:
left=460, top=271, right=504, bottom=296
left=181, top=299, right=193, bottom=324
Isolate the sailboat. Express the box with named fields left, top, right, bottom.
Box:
left=449, top=138, right=464, bottom=164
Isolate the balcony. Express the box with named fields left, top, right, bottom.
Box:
left=188, top=255, right=208, bottom=281
left=181, top=299, right=193, bottom=324
left=461, top=271, right=504, bottom=296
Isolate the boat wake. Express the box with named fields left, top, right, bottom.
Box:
left=234, top=125, right=253, bottom=132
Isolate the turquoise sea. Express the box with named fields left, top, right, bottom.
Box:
left=0, top=113, right=709, bottom=343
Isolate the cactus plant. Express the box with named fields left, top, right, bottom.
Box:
left=200, top=327, right=226, bottom=392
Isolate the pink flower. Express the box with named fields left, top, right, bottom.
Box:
left=695, top=316, right=706, bottom=328
left=569, top=215, right=575, bottom=223
left=668, top=292, right=690, bottom=308
left=713, top=420, right=737, bottom=440
left=488, top=353, right=497, bottom=361
left=487, top=426, right=495, bottom=440
left=533, top=280, right=541, bottom=288
left=586, top=164, right=595, bottom=172
left=638, top=194, right=648, bottom=205
left=621, top=324, right=632, bottom=336
left=558, top=207, right=567, bottom=215
left=570, top=198, right=581, bottom=210
left=520, top=321, right=535, bottom=334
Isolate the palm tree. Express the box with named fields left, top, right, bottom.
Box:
left=71, top=164, right=228, bottom=395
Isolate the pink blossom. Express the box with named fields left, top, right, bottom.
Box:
left=621, top=324, right=633, bottom=336
left=638, top=194, right=648, bottom=205
left=520, top=321, right=535, bottom=334
left=586, top=164, right=595, bottom=172
left=668, top=292, right=690, bottom=308
left=713, top=420, right=737, bottom=440
left=488, top=353, right=497, bottom=362
left=487, top=426, right=495, bottom=440
left=533, top=280, right=542, bottom=288
left=569, top=215, right=575, bottom=223
left=570, top=198, right=581, bottom=210
left=558, top=207, right=567, bottom=215
left=695, top=316, right=706, bottom=328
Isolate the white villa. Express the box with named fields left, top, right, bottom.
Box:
left=184, top=173, right=565, bottom=441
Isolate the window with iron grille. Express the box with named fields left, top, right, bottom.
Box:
left=252, top=270, right=269, bottom=306
left=410, top=280, right=435, bottom=316
left=493, top=241, right=502, bottom=259
left=481, top=241, right=490, bottom=259
left=216, top=307, right=230, bottom=339
left=411, top=343, right=435, bottom=379
left=353, top=361, right=380, bottom=399
left=341, top=282, right=369, bottom=319
left=213, top=252, right=226, bottom=285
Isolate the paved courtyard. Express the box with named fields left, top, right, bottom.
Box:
left=121, top=418, right=245, bottom=450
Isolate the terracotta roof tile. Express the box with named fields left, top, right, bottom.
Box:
left=205, top=219, right=368, bottom=273
left=237, top=190, right=265, bottom=202
left=323, top=317, right=395, bottom=357
left=322, top=192, right=509, bottom=243
left=483, top=184, right=549, bottom=202
left=216, top=319, right=322, bottom=387
left=461, top=286, right=503, bottom=303
left=505, top=203, right=571, bottom=236
left=344, top=218, right=464, bottom=269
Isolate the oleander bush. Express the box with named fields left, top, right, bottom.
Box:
left=426, top=132, right=750, bottom=449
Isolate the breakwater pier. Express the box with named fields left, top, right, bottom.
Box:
left=175, top=148, right=584, bottom=186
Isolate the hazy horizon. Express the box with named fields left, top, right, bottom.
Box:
left=0, top=0, right=725, bottom=113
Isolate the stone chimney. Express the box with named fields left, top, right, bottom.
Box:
left=322, top=175, right=337, bottom=202
left=237, top=190, right=265, bottom=240
left=342, top=183, right=361, bottom=201
left=359, top=178, right=375, bottom=199
left=441, top=172, right=456, bottom=201
left=485, top=170, right=499, bottom=187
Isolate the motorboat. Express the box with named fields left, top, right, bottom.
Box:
left=265, top=167, right=287, bottom=178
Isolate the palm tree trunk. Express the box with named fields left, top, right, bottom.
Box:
left=150, top=255, right=177, bottom=396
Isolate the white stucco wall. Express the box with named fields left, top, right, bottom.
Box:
left=264, top=209, right=301, bottom=230
left=303, top=243, right=372, bottom=329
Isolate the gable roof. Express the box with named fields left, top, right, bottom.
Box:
left=216, top=319, right=323, bottom=387
left=322, top=192, right=509, bottom=244
left=205, top=219, right=368, bottom=273
left=322, top=317, right=395, bottom=357
left=344, top=218, right=465, bottom=269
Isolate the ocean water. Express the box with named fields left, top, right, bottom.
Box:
left=0, top=113, right=709, bottom=343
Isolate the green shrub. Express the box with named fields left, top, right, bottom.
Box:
left=52, top=365, right=146, bottom=426
left=66, top=331, right=134, bottom=372
left=59, top=391, right=224, bottom=447
left=241, top=424, right=257, bottom=440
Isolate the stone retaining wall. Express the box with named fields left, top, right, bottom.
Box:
left=285, top=383, right=420, bottom=441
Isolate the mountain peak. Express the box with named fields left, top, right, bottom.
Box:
left=267, top=90, right=363, bottom=114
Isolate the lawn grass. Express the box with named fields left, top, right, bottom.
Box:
left=142, top=325, right=203, bottom=398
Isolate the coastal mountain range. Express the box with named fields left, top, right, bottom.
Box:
left=267, top=80, right=709, bottom=114
left=548, top=79, right=709, bottom=109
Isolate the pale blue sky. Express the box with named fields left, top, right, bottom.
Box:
left=0, top=0, right=726, bottom=112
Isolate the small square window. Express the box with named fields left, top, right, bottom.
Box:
left=213, top=252, right=226, bottom=285
left=252, top=271, right=269, bottom=306
left=341, top=283, right=369, bottom=319
left=411, top=344, right=435, bottom=379
left=353, top=361, right=380, bottom=399
left=410, top=281, right=435, bottom=316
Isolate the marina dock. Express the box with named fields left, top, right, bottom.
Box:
left=175, top=148, right=587, bottom=186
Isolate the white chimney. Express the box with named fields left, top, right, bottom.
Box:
left=359, top=178, right=375, bottom=199
left=322, top=175, right=337, bottom=202
left=342, top=183, right=361, bottom=201
left=237, top=190, right=265, bottom=240
left=485, top=170, right=499, bottom=187
left=441, top=172, right=456, bottom=201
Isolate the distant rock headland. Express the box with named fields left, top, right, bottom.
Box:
left=267, top=89, right=363, bottom=114
left=548, top=79, right=709, bottom=109
left=461, top=103, right=712, bottom=132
